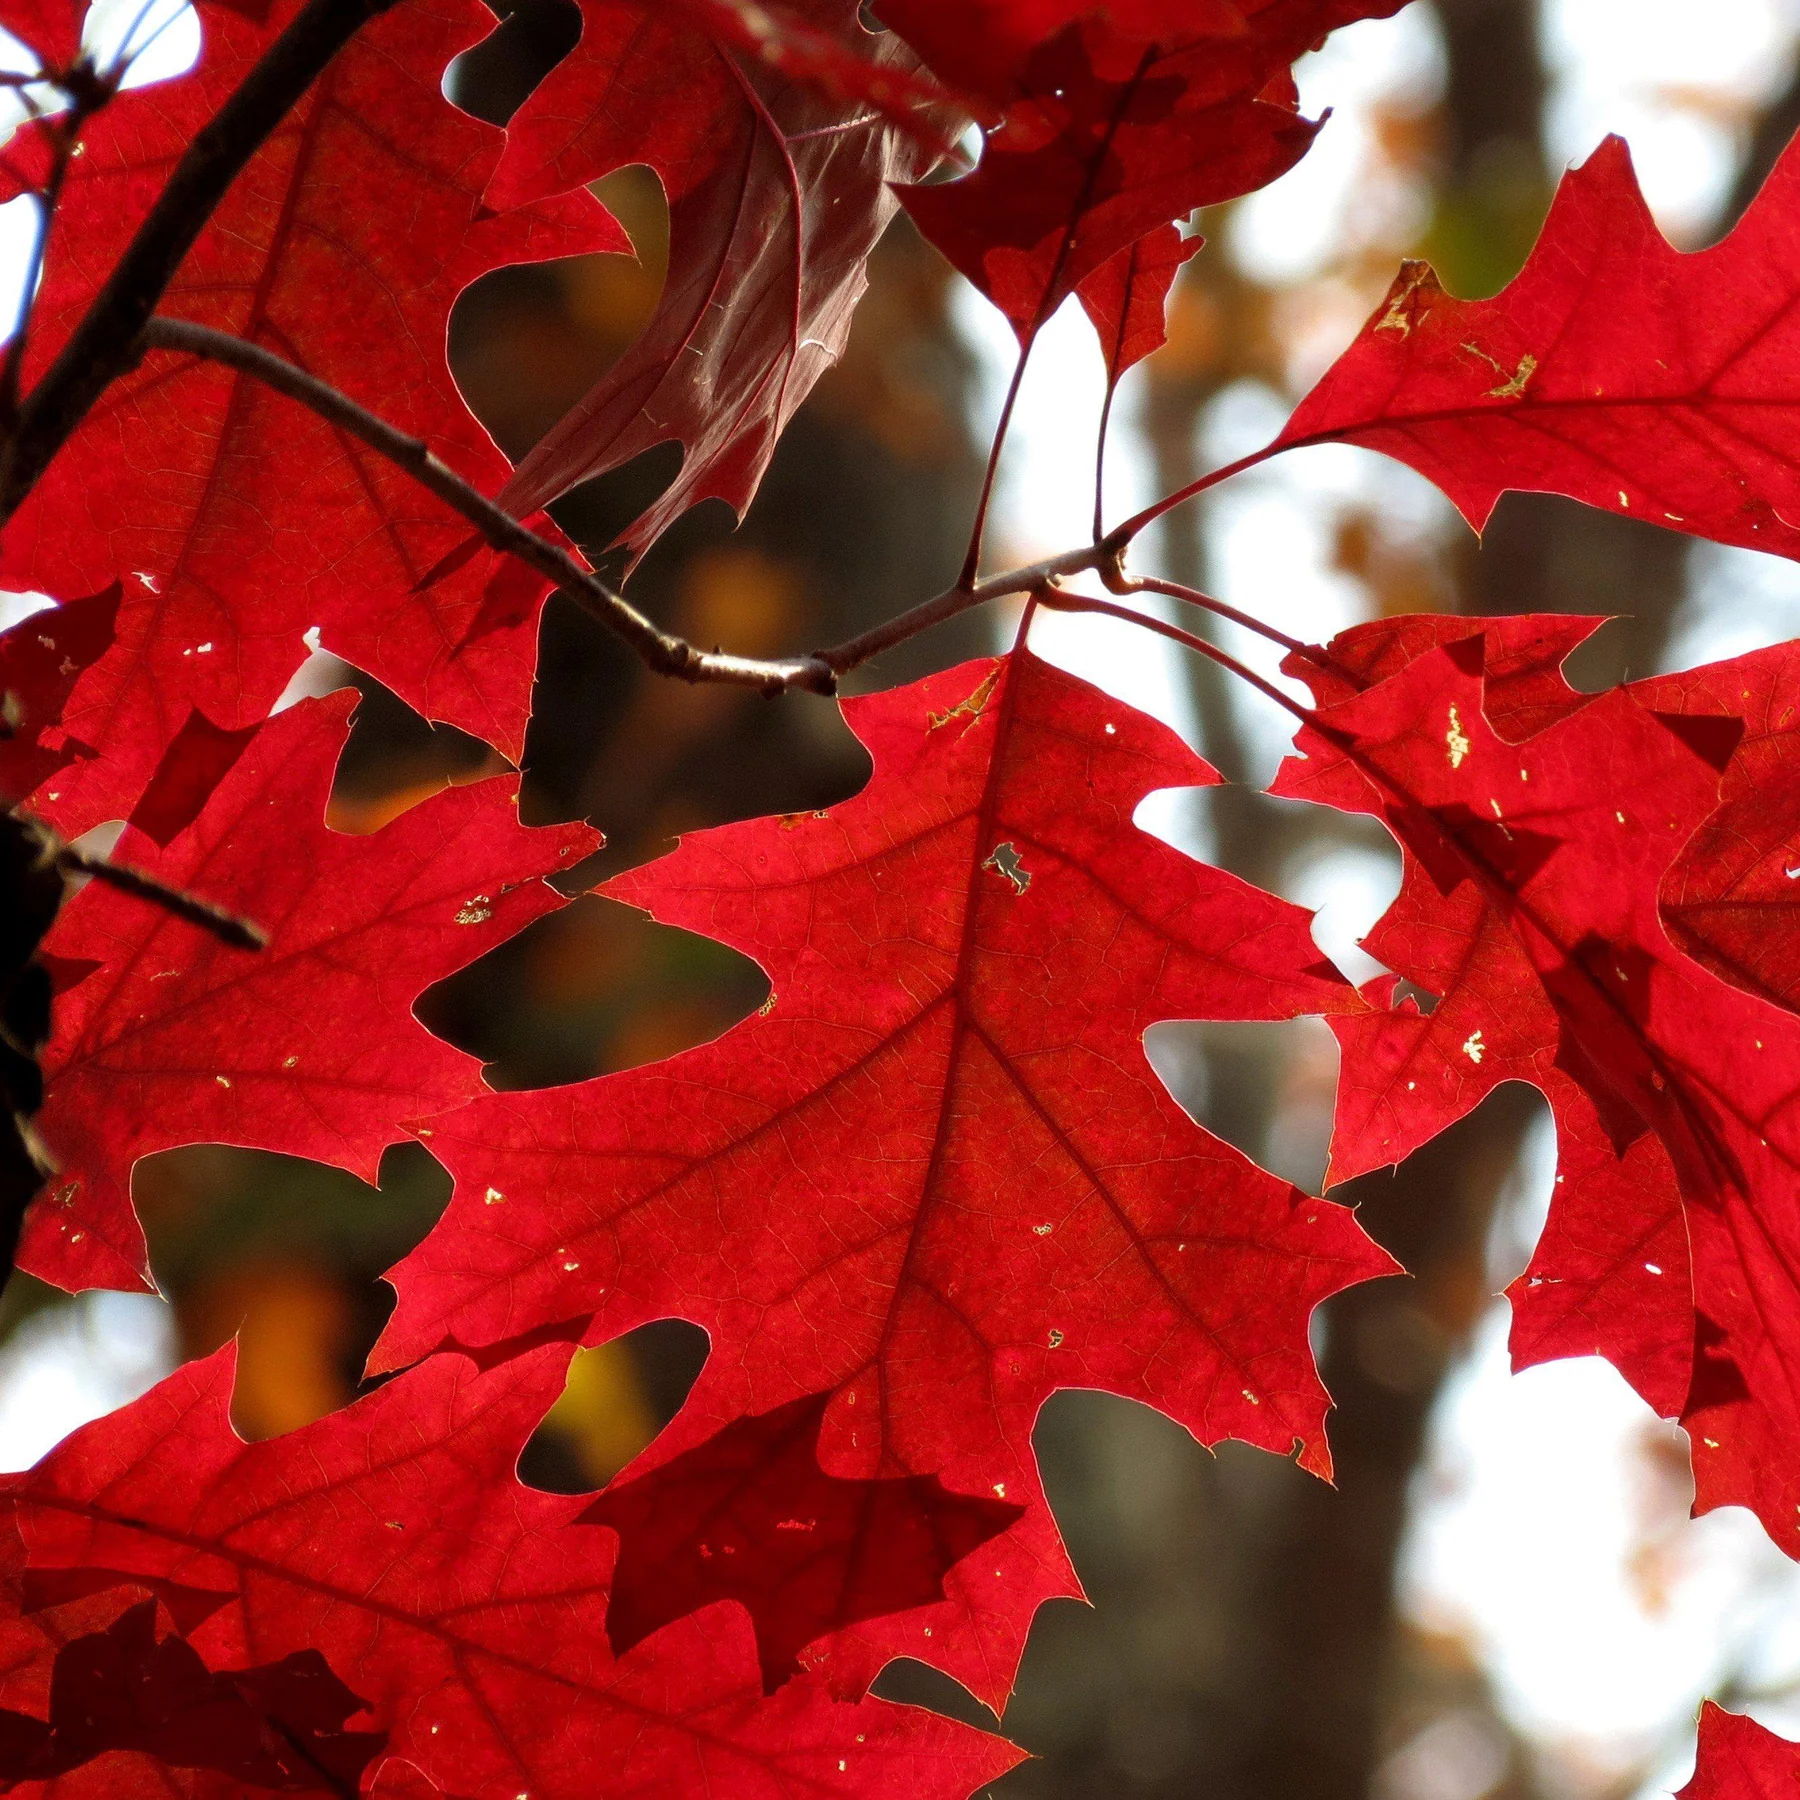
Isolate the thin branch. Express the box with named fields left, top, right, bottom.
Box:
left=138, top=317, right=1107, bottom=693
left=1093, top=374, right=1117, bottom=546
left=1036, top=587, right=1315, bottom=728
left=103, top=0, right=180, bottom=83
left=136, top=320, right=835, bottom=691
left=1102, top=439, right=1284, bottom=553
left=1116, top=572, right=1314, bottom=660
left=961, top=47, right=1158, bottom=588
left=0, top=0, right=404, bottom=517
left=960, top=341, right=1032, bottom=591
left=820, top=542, right=1109, bottom=674
left=55, top=843, right=267, bottom=949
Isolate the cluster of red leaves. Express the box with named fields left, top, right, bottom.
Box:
left=0, top=0, right=1796, bottom=1791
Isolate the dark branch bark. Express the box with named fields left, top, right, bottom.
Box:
left=57, top=841, right=267, bottom=950
left=135, top=318, right=1106, bottom=693
left=0, top=0, right=403, bottom=517
left=137, top=318, right=843, bottom=694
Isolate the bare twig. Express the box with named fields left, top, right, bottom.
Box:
left=1093, top=373, right=1117, bottom=546
left=57, top=842, right=268, bottom=950
left=959, top=48, right=1157, bottom=589
left=961, top=343, right=1033, bottom=590
left=137, top=318, right=840, bottom=694
left=1036, top=587, right=1315, bottom=727
left=0, top=0, right=404, bottom=517
left=136, top=317, right=1112, bottom=694
left=820, top=543, right=1108, bottom=674
left=1102, top=436, right=1297, bottom=555
left=1114, top=572, right=1315, bottom=659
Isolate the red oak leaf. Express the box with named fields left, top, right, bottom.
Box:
left=1321, top=851, right=1692, bottom=1415
left=1076, top=222, right=1203, bottom=389
left=120, top=710, right=258, bottom=850
left=368, top=1764, right=479, bottom=1800
left=0, top=1598, right=384, bottom=1793
left=0, top=0, right=620, bottom=834
left=489, top=0, right=941, bottom=563
left=670, top=0, right=965, bottom=136
left=1274, top=133, right=1800, bottom=561
left=27, top=691, right=596, bottom=1295
left=0, top=0, right=80, bottom=70
left=875, top=0, right=1243, bottom=101
left=584, top=1391, right=1022, bottom=1692
left=889, top=0, right=1409, bottom=340
left=1272, top=635, right=1800, bottom=1555
left=0, top=589, right=119, bottom=804
left=0, top=1494, right=279, bottom=1800
left=12, top=1342, right=1023, bottom=1800
left=1278, top=614, right=1693, bottom=1410
left=1284, top=611, right=1602, bottom=740
left=376, top=648, right=1393, bottom=1705
left=1682, top=1705, right=1800, bottom=1800
left=1631, top=642, right=1800, bottom=1017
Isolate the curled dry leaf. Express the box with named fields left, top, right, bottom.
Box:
left=492, top=0, right=944, bottom=565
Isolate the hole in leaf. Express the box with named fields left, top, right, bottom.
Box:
left=449, top=166, right=667, bottom=469
left=870, top=1659, right=998, bottom=1734
left=135, top=1142, right=451, bottom=1440
left=442, top=0, right=580, bottom=127
left=420, top=893, right=770, bottom=1091
left=933, top=1390, right=1312, bottom=1785
left=1146, top=1017, right=1340, bottom=1194
left=519, top=1319, right=708, bottom=1494
left=327, top=669, right=503, bottom=834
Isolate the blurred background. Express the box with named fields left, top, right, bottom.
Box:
left=7, top=1, right=1800, bottom=1796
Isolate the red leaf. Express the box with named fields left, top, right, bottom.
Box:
left=0, top=0, right=620, bottom=834
left=891, top=0, right=1408, bottom=340
left=377, top=649, right=1393, bottom=1704
left=1272, top=634, right=1800, bottom=1554
left=1277, top=133, right=1800, bottom=559
left=1285, top=611, right=1603, bottom=741
left=877, top=0, right=1246, bottom=102
left=1322, top=878, right=1691, bottom=1415
left=0, top=589, right=119, bottom=803
left=489, top=0, right=941, bottom=563
left=0, top=0, right=80, bottom=70
left=28, top=692, right=596, bottom=1294
left=0, top=1496, right=269, bottom=1800
left=1632, top=643, right=1800, bottom=1016
left=0, top=1598, right=384, bottom=1793
left=12, top=1344, right=1023, bottom=1800
left=1075, top=221, right=1203, bottom=386
left=1682, top=1705, right=1800, bottom=1800
left=122, top=711, right=258, bottom=850
left=670, top=0, right=967, bottom=136
left=584, top=1391, right=1022, bottom=1692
